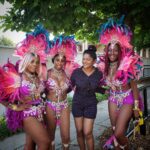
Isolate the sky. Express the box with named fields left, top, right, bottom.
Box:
left=0, top=2, right=26, bottom=44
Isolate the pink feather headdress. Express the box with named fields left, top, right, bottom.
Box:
left=99, top=16, right=132, bottom=50
left=14, top=24, right=51, bottom=63
left=97, top=16, right=143, bottom=84
left=49, top=35, right=80, bottom=76
left=100, top=27, right=132, bottom=50
left=49, top=35, right=77, bottom=62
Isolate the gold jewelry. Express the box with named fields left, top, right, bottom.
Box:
left=108, top=61, right=118, bottom=79
left=53, top=68, right=63, bottom=81
left=133, top=100, right=139, bottom=110
left=53, top=67, right=63, bottom=75
left=12, top=104, right=17, bottom=110
left=9, top=104, right=17, bottom=111
left=24, top=71, right=36, bottom=79
left=110, top=61, right=118, bottom=67
left=133, top=107, right=139, bottom=110
left=134, top=100, right=139, bottom=106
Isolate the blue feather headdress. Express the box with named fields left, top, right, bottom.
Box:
left=98, top=15, right=132, bottom=49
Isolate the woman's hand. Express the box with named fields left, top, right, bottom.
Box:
left=105, top=89, right=109, bottom=95
left=9, top=103, right=32, bottom=111
left=17, top=103, right=32, bottom=111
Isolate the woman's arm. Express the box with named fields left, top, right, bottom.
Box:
left=96, top=71, right=106, bottom=94
left=96, top=86, right=106, bottom=94
left=67, top=85, right=72, bottom=93
left=70, top=70, right=76, bottom=88
left=130, top=80, right=140, bottom=117
left=1, top=101, right=31, bottom=111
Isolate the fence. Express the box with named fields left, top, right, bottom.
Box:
left=142, top=65, right=150, bottom=77
left=140, top=65, right=150, bottom=117
left=127, top=78, right=150, bottom=137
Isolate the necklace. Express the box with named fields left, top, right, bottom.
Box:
left=53, top=68, right=63, bottom=80
left=110, top=61, right=118, bottom=67
left=24, top=72, right=40, bottom=100
left=53, top=67, right=63, bottom=75
left=24, top=71, right=37, bottom=83
left=109, top=61, right=118, bottom=77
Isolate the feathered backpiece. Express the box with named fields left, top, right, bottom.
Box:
left=116, top=52, right=143, bottom=84
left=97, top=53, right=143, bottom=85
left=0, top=60, right=30, bottom=103
left=14, top=24, right=51, bottom=63
left=98, top=15, right=132, bottom=51
left=49, top=35, right=80, bottom=76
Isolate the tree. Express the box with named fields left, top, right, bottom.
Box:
left=0, top=36, right=14, bottom=46
left=0, top=0, right=150, bottom=50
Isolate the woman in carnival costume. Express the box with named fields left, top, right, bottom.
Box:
left=0, top=25, right=51, bottom=150
left=45, top=35, right=79, bottom=150
left=70, top=45, right=105, bottom=150
left=97, top=16, right=143, bottom=150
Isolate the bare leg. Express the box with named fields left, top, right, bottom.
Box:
left=60, top=107, right=70, bottom=150
left=108, top=102, right=118, bottom=128
left=83, top=118, right=94, bottom=150
left=23, top=117, right=50, bottom=150
left=74, top=117, right=86, bottom=150
left=108, top=102, right=120, bottom=149
left=46, top=106, right=57, bottom=150
left=24, top=134, right=36, bottom=150
left=115, top=104, right=133, bottom=150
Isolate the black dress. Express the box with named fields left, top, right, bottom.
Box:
left=70, top=67, right=105, bottom=119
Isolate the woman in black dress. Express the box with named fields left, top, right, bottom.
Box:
left=70, top=45, right=105, bottom=150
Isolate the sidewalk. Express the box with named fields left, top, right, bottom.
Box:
left=0, top=100, right=111, bottom=150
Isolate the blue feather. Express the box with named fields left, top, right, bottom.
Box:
left=98, top=15, right=132, bottom=37
left=26, top=23, right=52, bottom=54
left=51, top=35, right=76, bottom=49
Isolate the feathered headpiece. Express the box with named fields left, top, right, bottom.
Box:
left=14, top=24, right=51, bottom=63
left=49, top=35, right=80, bottom=76
left=98, top=15, right=132, bottom=50
left=49, top=35, right=77, bottom=62
left=97, top=16, right=143, bottom=85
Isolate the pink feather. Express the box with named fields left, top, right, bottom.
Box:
left=14, top=34, right=48, bottom=63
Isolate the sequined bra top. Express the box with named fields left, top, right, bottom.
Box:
left=46, top=77, right=69, bottom=90
left=105, top=77, right=123, bottom=87
left=22, top=80, right=44, bottom=102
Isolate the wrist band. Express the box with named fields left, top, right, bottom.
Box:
left=133, top=107, right=139, bottom=111
left=134, top=100, right=139, bottom=109
left=9, top=103, right=17, bottom=111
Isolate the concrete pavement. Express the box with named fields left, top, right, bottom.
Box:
left=0, top=100, right=111, bottom=150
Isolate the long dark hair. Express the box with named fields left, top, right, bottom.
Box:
left=83, top=45, right=97, bottom=60
left=104, top=43, right=122, bottom=76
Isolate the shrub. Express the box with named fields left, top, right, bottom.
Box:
left=0, top=116, right=22, bottom=140
left=96, top=93, right=108, bottom=102
left=67, top=96, right=73, bottom=109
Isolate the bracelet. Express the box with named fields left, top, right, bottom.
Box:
left=134, top=100, right=139, bottom=109
left=9, top=104, right=17, bottom=111
left=133, top=107, right=139, bottom=111
left=134, top=100, right=139, bottom=102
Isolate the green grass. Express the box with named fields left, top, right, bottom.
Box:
left=0, top=116, right=13, bottom=140
left=0, top=116, right=22, bottom=140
